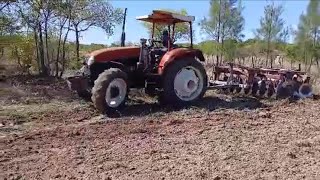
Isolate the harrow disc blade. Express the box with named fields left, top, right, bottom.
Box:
left=267, top=82, right=275, bottom=98
left=229, top=87, right=235, bottom=93
left=236, top=87, right=242, bottom=93
left=267, top=87, right=275, bottom=97
left=258, top=81, right=267, bottom=97
left=298, top=83, right=313, bottom=98
left=244, top=87, right=250, bottom=94
left=259, top=89, right=266, bottom=97
left=251, top=82, right=259, bottom=96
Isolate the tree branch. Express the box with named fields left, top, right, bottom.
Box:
left=78, top=22, right=96, bottom=32
left=0, top=2, right=9, bottom=11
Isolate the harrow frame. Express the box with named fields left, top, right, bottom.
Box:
left=207, top=63, right=311, bottom=98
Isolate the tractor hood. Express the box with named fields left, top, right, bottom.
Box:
left=88, top=46, right=140, bottom=64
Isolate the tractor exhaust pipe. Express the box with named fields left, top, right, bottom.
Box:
left=120, top=8, right=127, bottom=47
left=137, top=38, right=148, bottom=70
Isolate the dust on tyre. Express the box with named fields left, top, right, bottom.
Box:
left=161, top=58, right=207, bottom=105
left=91, top=68, right=128, bottom=114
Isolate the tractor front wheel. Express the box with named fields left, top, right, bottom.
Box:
left=91, top=68, right=128, bottom=114
left=160, top=58, right=207, bottom=105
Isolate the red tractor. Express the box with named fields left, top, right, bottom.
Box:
left=67, top=10, right=314, bottom=114
left=67, top=10, right=208, bottom=113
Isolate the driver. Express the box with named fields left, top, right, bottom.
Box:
left=162, top=30, right=172, bottom=48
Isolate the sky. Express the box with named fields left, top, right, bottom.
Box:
left=69, top=0, right=309, bottom=45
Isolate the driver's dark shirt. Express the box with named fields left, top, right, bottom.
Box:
left=162, top=35, right=170, bottom=48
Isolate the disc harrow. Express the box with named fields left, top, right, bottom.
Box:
left=208, top=63, right=313, bottom=99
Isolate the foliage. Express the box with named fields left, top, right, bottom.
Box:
left=223, top=39, right=238, bottom=61
left=200, top=0, right=244, bottom=41
left=294, top=0, right=320, bottom=70
left=0, top=0, right=122, bottom=76
left=255, top=3, right=285, bottom=42
left=65, top=0, right=123, bottom=61
left=285, top=44, right=300, bottom=63
left=200, top=0, right=244, bottom=64
left=8, top=35, right=35, bottom=73
left=254, top=2, right=286, bottom=67
left=197, top=40, right=218, bottom=56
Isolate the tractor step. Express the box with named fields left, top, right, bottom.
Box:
left=145, top=73, right=161, bottom=85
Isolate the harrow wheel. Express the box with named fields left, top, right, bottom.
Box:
left=160, top=58, right=207, bottom=105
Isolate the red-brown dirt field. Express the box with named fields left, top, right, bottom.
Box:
left=1, top=76, right=320, bottom=180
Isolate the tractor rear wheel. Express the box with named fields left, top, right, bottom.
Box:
left=160, top=58, right=207, bottom=105
left=91, top=68, right=128, bottom=113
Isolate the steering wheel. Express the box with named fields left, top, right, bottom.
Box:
left=149, top=39, right=162, bottom=48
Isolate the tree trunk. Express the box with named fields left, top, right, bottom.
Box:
left=60, top=27, right=71, bottom=78
left=316, top=59, right=319, bottom=71
left=38, top=22, right=48, bottom=76
left=304, top=46, right=307, bottom=71
left=216, top=0, right=222, bottom=66
left=220, top=38, right=224, bottom=65
left=14, top=46, right=22, bottom=68
left=220, top=0, right=227, bottom=66
left=308, top=58, right=313, bottom=72
left=266, top=41, right=270, bottom=67
left=75, top=26, right=80, bottom=62
left=251, top=56, right=254, bottom=67
left=33, top=28, right=41, bottom=73
left=55, top=25, right=64, bottom=77
left=0, top=47, right=4, bottom=58
left=44, top=17, right=50, bottom=73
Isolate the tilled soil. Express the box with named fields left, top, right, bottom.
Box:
left=1, top=76, right=320, bottom=180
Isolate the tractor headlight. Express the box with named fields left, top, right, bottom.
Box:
left=87, top=56, right=95, bottom=66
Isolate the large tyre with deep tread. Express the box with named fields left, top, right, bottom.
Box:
left=91, top=68, right=128, bottom=113
left=160, top=58, right=207, bottom=105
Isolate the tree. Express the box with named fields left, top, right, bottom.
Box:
left=254, top=2, right=285, bottom=68
left=285, top=44, right=300, bottom=68
left=200, top=0, right=244, bottom=65
left=52, top=0, right=72, bottom=77
left=294, top=0, right=320, bottom=71
left=142, top=9, right=191, bottom=42
left=67, top=0, right=123, bottom=62
left=15, top=0, right=49, bottom=75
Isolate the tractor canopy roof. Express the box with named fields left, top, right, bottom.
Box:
left=136, top=10, right=195, bottom=24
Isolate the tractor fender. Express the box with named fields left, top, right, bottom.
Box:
left=107, top=61, right=126, bottom=71
left=158, top=48, right=205, bottom=75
